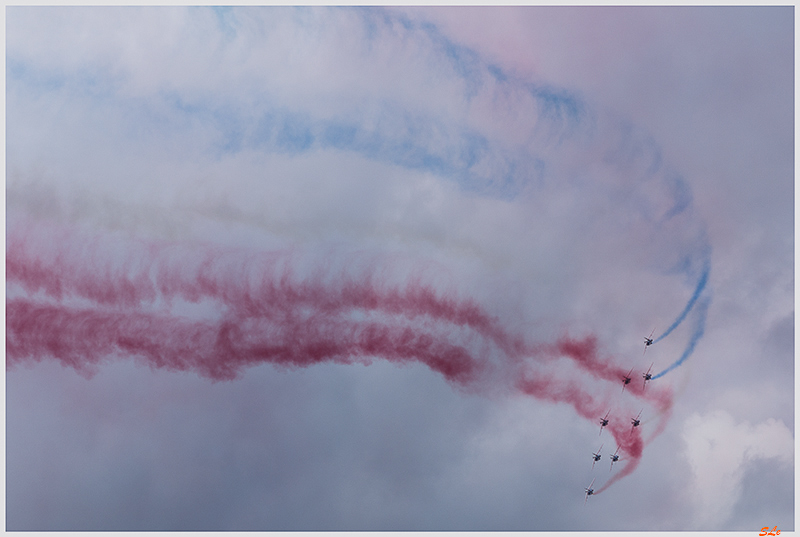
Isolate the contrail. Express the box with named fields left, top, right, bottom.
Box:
left=8, top=219, right=669, bottom=491
left=517, top=358, right=671, bottom=497
left=7, top=298, right=484, bottom=384
left=537, top=334, right=674, bottom=493
left=653, top=258, right=710, bottom=344
left=6, top=220, right=527, bottom=360
left=651, top=295, right=710, bottom=380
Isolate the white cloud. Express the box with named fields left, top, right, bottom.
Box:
left=682, top=409, right=793, bottom=529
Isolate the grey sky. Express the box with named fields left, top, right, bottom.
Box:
left=6, top=6, right=793, bottom=531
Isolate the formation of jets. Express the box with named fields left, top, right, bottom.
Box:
left=583, top=330, right=658, bottom=503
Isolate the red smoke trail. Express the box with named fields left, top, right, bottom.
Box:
left=7, top=298, right=482, bottom=384
left=7, top=218, right=672, bottom=491
left=553, top=335, right=673, bottom=412
left=518, top=335, right=673, bottom=494
left=7, top=221, right=528, bottom=360
left=515, top=368, right=647, bottom=486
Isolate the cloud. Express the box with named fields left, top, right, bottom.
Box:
left=6, top=6, right=792, bottom=531
left=682, top=410, right=793, bottom=529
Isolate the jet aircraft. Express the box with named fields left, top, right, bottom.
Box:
left=621, top=367, right=634, bottom=392
left=609, top=447, right=621, bottom=471
left=642, top=363, right=654, bottom=389
left=630, top=410, right=643, bottom=434
left=591, top=444, right=603, bottom=470
left=584, top=478, right=596, bottom=505
left=643, top=328, right=655, bottom=354
left=599, top=410, right=610, bottom=435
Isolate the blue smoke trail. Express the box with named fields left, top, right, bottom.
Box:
left=653, top=259, right=710, bottom=344
left=651, top=294, right=710, bottom=379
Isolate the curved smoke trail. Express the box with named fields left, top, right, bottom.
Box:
left=653, top=259, right=710, bottom=344
left=646, top=242, right=712, bottom=379
left=652, top=295, right=711, bottom=380
left=7, top=218, right=672, bottom=488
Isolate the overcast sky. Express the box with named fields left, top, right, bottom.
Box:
left=5, top=6, right=794, bottom=532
